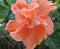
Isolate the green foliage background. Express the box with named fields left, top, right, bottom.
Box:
left=0, top=0, right=60, bottom=49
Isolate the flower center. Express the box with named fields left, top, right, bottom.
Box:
left=27, top=18, right=41, bottom=28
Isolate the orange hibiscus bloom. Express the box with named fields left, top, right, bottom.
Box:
left=5, top=0, right=56, bottom=49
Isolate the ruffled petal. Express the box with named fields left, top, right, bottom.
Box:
left=11, top=1, right=39, bottom=25
left=15, top=13, right=26, bottom=26
left=11, top=0, right=28, bottom=14
left=27, top=2, right=39, bottom=10
left=38, top=16, right=54, bottom=35
left=43, top=16, right=54, bottom=35
left=33, top=0, right=56, bottom=16
left=5, top=20, right=18, bottom=32
left=10, top=24, right=28, bottom=41
left=10, top=24, right=47, bottom=49
left=23, top=25, right=47, bottom=49
left=21, top=2, right=39, bottom=19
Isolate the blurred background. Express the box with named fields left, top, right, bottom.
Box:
left=0, top=0, right=60, bottom=49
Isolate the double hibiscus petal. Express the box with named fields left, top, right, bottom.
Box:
left=5, top=0, right=56, bottom=49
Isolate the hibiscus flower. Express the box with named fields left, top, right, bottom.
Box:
left=5, top=0, right=56, bottom=49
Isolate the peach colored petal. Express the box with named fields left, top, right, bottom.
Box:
left=10, top=24, right=28, bottom=41
left=43, top=16, right=54, bottom=35
left=15, top=0, right=27, bottom=8
left=38, top=16, right=54, bottom=35
left=21, top=8, right=34, bottom=25
left=5, top=20, right=18, bottom=32
left=21, top=2, right=39, bottom=18
left=10, top=24, right=47, bottom=49
left=33, top=0, right=56, bottom=16
left=27, top=2, right=39, bottom=10
left=15, top=13, right=26, bottom=26
left=11, top=1, right=39, bottom=25
left=11, top=0, right=28, bottom=14
left=23, top=25, right=47, bottom=49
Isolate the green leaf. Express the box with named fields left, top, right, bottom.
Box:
left=44, top=36, right=60, bottom=49
left=0, top=25, right=5, bottom=35
left=6, top=0, right=16, bottom=7
left=8, top=13, right=15, bottom=20
left=44, top=23, right=60, bottom=49
left=2, top=8, right=11, bottom=24
left=2, top=8, right=10, bottom=18
left=54, top=23, right=60, bottom=30
left=0, top=0, right=8, bottom=8
left=56, top=0, right=60, bottom=5
left=52, top=10, right=60, bottom=18
left=0, top=5, right=4, bottom=19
